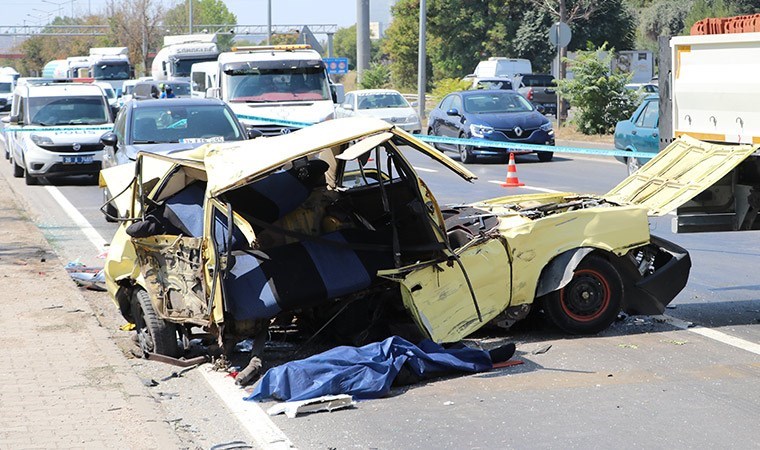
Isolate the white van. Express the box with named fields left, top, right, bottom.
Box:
left=473, top=57, right=532, bottom=79
left=4, top=81, right=113, bottom=185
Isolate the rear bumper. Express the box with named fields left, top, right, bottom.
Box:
left=621, top=235, right=691, bottom=315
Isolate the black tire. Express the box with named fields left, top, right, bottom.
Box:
left=103, top=188, right=118, bottom=223
left=131, top=289, right=180, bottom=358
left=24, top=168, right=38, bottom=185
left=542, top=254, right=623, bottom=334
left=537, top=151, right=554, bottom=162
left=458, top=134, right=475, bottom=164
left=12, top=159, right=23, bottom=178
left=428, top=128, right=442, bottom=151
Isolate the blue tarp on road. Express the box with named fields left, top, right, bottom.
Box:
left=246, top=336, right=493, bottom=402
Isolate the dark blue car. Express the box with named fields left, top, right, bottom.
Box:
left=427, top=89, right=555, bottom=163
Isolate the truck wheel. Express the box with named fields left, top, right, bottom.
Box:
left=537, top=151, right=554, bottom=162
left=542, top=255, right=623, bottom=334
left=12, top=159, right=23, bottom=178
left=131, top=289, right=180, bottom=358
left=627, top=155, right=641, bottom=175
left=458, top=134, right=475, bottom=164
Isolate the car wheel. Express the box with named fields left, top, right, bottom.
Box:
left=427, top=128, right=442, bottom=151
left=131, top=288, right=180, bottom=358
left=103, top=188, right=118, bottom=223
left=542, top=254, right=623, bottom=334
left=24, top=167, right=38, bottom=185
left=12, top=158, right=23, bottom=178
left=537, top=151, right=554, bottom=162
left=458, top=134, right=475, bottom=164
left=627, top=155, right=641, bottom=175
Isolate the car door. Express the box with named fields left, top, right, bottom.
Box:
left=630, top=98, right=659, bottom=158
left=379, top=234, right=512, bottom=343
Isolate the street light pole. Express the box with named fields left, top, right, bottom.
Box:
left=417, top=0, right=427, bottom=121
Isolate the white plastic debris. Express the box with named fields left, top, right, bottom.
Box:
left=266, top=394, right=355, bottom=418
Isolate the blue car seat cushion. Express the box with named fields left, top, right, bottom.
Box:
left=224, top=229, right=394, bottom=321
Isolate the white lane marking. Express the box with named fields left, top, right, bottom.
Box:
left=45, top=185, right=108, bottom=251
left=200, top=368, right=295, bottom=449
left=664, top=314, right=760, bottom=356
left=45, top=185, right=292, bottom=448
left=487, top=180, right=561, bottom=193
left=413, top=166, right=438, bottom=173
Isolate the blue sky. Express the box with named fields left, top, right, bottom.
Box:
left=8, top=0, right=377, bottom=28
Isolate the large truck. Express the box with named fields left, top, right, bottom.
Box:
left=659, top=15, right=760, bottom=233
left=151, top=34, right=219, bottom=81
left=88, top=47, right=131, bottom=96
left=191, top=44, right=343, bottom=135
left=66, top=56, right=91, bottom=78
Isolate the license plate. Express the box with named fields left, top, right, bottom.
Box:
left=61, top=155, right=93, bottom=164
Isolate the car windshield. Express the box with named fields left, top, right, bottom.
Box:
left=521, top=75, right=555, bottom=87
left=29, top=96, right=110, bottom=126
left=226, top=67, right=330, bottom=102
left=357, top=93, right=409, bottom=109
left=0, top=82, right=12, bottom=93
left=166, top=82, right=191, bottom=96
left=130, top=104, right=243, bottom=144
left=463, top=92, right=534, bottom=114
left=92, top=62, right=130, bottom=80
left=174, top=57, right=216, bottom=78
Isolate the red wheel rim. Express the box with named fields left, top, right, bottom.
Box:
left=559, top=268, right=611, bottom=322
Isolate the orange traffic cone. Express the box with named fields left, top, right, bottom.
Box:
left=500, top=153, right=525, bottom=187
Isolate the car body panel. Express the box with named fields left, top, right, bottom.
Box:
left=387, top=237, right=511, bottom=343
left=605, top=135, right=758, bottom=216
left=336, top=89, right=421, bottom=132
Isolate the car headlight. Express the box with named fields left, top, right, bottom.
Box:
left=30, top=134, right=54, bottom=146
left=469, top=124, right=494, bottom=138
left=540, top=122, right=553, bottom=132
left=407, top=114, right=419, bottom=123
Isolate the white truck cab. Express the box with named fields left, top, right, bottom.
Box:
left=152, top=34, right=219, bottom=82
left=88, top=47, right=131, bottom=96
left=191, top=44, right=343, bottom=135
left=4, top=81, right=113, bottom=185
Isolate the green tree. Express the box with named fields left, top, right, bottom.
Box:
left=333, top=25, right=384, bottom=69
left=636, top=0, right=691, bottom=50
left=359, top=63, right=391, bottom=88
left=382, top=0, right=432, bottom=91
left=557, top=44, right=640, bottom=134
left=162, top=0, right=237, bottom=51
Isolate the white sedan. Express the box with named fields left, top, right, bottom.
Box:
left=335, top=89, right=421, bottom=133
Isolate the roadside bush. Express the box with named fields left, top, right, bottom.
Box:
left=359, top=63, right=391, bottom=89
left=431, top=77, right=470, bottom=103
left=557, top=44, right=640, bottom=135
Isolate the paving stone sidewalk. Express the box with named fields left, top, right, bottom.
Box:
left=0, top=174, right=185, bottom=449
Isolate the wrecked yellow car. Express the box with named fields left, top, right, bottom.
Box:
left=101, top=117, right=753, bottom=377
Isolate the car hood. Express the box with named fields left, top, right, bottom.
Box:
left=467, top=111, right=547, bottom=130
left=604, top=135, right=758, bottom=216
left=356, top=107, right=417, bottom=120
left=124, top=142, right=213, bottom=161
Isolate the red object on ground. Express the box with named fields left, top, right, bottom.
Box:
left=500, top=153, right=525, bottom=187
left=492, top=359, right=524, bottom=369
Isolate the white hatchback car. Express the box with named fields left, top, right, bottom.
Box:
left=4, top=81, right=113, bottom=185
left=335, top=89, right=421, bottom=133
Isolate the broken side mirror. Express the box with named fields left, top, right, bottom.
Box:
left=100, top=131, right=118, bottom=148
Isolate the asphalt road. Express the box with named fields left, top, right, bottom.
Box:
left=1, top=131, right=759, bottom=449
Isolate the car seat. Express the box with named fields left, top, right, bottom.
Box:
left=133, top=117, right=159, bottom=142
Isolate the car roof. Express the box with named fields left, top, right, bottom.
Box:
left=349, top=89, right=403, bottom=96
left=457, top=89, right=518, bottom=96
left=20, top=83, right=106, bottom=97
left=127, top=97, right=226, bottom=108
